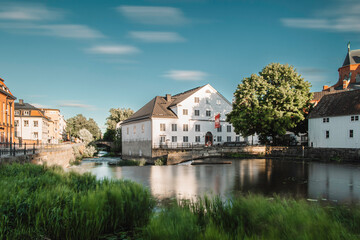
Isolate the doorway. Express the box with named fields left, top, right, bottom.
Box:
left=205, top=132, right=213, bottom=146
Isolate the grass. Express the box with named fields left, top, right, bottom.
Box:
left=154, top=157, right=167, bottom=166
left=0, top=163, right=155, bottom=240
left=144, top=196, right=360, bottom=240
left=2, top=163, right=360, bottom=239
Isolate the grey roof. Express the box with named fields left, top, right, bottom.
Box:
left=342, top=49, right=360, bottom=67
left=312, top=89, right=349, bottom=102
left=15, top=102, right=39, bottom=110
left=308, top=89, right=360, bottom=118
left=122, top=85, right=205, bottom=124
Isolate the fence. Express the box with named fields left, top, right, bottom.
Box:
left=0, top=142, right=74, bottom=157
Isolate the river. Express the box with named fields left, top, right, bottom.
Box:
left=71, top=154, right=360, bottom=203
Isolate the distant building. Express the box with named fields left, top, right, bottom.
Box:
left=40, top=108, right=67, bottom=144
left=308, top=90, right=360, bottom=148
left=121, top=84, right=258, bottom=159
left=15, top=100, right=51, bottom=144
left=0, top=77, right=16, bottom=143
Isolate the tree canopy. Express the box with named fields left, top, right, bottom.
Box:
left=66, top=114, right=101, bottom=140
left=226, top=63, right=313, bottom=144
left=103, top=108, right=134, bottom=142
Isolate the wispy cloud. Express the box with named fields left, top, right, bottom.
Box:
left=87, top=45, right=140, bottom=55
left=32, top=103, right=49, bottom=108
left=281, top=1, right=360, bottom=33
left=58, top=101, right=96, bottom=110
left=129, top=31, right=185, bottom=42
left=117, top=6, right=189, bottom=25
left=0, top=3, right=63, bottom=21
left=163, top=70, right=207, bottom=81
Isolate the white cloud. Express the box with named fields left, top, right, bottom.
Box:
left=129, top=31, right=185, bottom=42
left=0, top=23, right=104, bottom=39
left=163, top=70, right=207, bottom=81
left=87, top=45, right=140, bottom=55
left=117, top=6, right=189, bottom=25
left=32, top=103, right=49, bottom=108
left=58, top=101, right=95, bottom=110
left=0, top=3, right=63, bottom=21
left=281, top=1, right=360, bottom=33
left=41, top=24, right=104, bottom=39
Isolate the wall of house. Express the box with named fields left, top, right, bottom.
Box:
left=151, top=85, right=258, bottom=147
left=121, top=119, right=152, bottom=158
left=309, top=115, right=360, bottom=148
left=15, top=116, right=48, bottom=144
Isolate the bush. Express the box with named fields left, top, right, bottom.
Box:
left=83, top=145, right=97, bottom=158
left=0, top=163, right=155, bottom=240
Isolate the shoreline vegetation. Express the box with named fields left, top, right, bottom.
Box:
left=1, top=164, right=360, bottom=239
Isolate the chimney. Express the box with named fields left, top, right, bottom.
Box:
left=166, top=94, right=171, bottom=102
left=19, top=99, right=24, bottom=105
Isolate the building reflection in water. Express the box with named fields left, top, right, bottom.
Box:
left=73, top=159, right=360, bottom=203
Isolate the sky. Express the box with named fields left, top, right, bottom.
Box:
left=0, top=0, right=359, bottom=132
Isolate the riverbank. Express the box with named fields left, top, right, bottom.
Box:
left=1, top=163, right=360, bottom=239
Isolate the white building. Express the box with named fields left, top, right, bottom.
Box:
left=121, top=84, right=258, bottom=159
left=308, top=90, right=360, bottom=148
left=15, top=100, right=51, bottom=144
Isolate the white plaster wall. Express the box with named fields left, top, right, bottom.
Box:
left=122, top=120, right=152, bottom=142
left=309, top=115, right=360, bottom=148
left=15, top=117, right=45, bottom=142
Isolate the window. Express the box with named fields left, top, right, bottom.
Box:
left=183, top=109, right=188, bottom=115
left=351, top=116, right=359, bottom=121
left=227, top=136, right=231, bottom=142
left=34, top=121, right=38, bottom=127
left=14, top=120, right=19, bottom=127
left=195, top=124, right=200, bottom=132
left=160, top=123, right=166, bottom=131
left=236, top=136, right=240, bottom=142
left=206, top=98, right=210, bottom=104
left=350, top=130, right=354, bottom=138
left=24, top=120, right=29, bottom=127
left=195, top=136, right=201, bottom=142
left=216, top=99, right=221, bottom=105
left=206, top=90, right=211, bottom=93
left=183, top=136, right=189, bottom=142
left=326, top=130, right=329, bottom=139
left=183, top=124, right=188, bottom=131
left=133, top=126, right=136, bottom=134
left=127, top=127, right=129, bottom=135
left=323, top=117, right=329, bottom=123
left=160, top=136, right=166, bottom=143
left=15, top=110, right=20, bottom=115
left=142, top=124, right=145, bottom=133
left=195, top=110, right=200, bottom=116
left=194, top=97, right=200, bottom=103
left=206, top=110, right=211, bottom=117
left=227, top=125, right=231, bottom=132
left=34, top=132, right=38, bottom=139
left=217, top=125, right=222, bottom=132
left=172, top=124, right=177, bottom=131
left=24, top=110, right=30, bottom=116
left=217, top=136, right=222, bottom=142
left=172, top=136, right=177, bottom=142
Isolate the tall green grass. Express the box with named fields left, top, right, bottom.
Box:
left=0, top=163, right=155, bottom=240
left=144, top=196, right=360, bottom=240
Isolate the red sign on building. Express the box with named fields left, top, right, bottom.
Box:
left=215, top=113, right=220, bottom=128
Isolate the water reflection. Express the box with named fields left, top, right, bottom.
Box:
left=72, top=158, right=360, bottom=203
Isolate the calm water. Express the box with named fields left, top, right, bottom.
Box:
left=71, top=157, right=360, bottom=203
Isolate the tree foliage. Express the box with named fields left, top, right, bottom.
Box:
left=226, top=63, right=313, bottom=144
left=66, top=114, right=101, bottom=140
left=103, top=108, right=134, bottom=141
left=79, top=128, right=93, bottom=144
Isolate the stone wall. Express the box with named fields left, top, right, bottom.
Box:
left=122, top=140, right=152, bottom=160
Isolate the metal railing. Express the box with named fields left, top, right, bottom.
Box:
left=0, top=142, right=38, bottom=157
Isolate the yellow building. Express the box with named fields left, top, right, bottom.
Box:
left=40, top=108, right=66, bottom=144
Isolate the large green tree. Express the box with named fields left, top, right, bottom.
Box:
left=103, top=108, right=134, bottom=142
left=66, top=114, right=101, bottom=140
left=226, top=63, right=313, bottom=144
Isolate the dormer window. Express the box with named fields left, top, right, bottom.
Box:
left=24, top=110, right=30, bottom=116
left=15, top=110, right=20, bottom=115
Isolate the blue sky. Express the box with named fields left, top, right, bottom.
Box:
left=0, top=0, right=358, bottom=131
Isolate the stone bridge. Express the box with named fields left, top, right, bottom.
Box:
left=94, top=141, right=116, bottom=151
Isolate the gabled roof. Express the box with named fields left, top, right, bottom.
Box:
left=15, top=102, right=51, bottom=121
left=312, top=89, right=349, bottom=102
left=0, top=77, right=16, bottom=100
left=122, top=85, right=206, bottom=124
left=308, top=89, right=360, bottom=119
left=342, top=49, right=360, bottom=67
